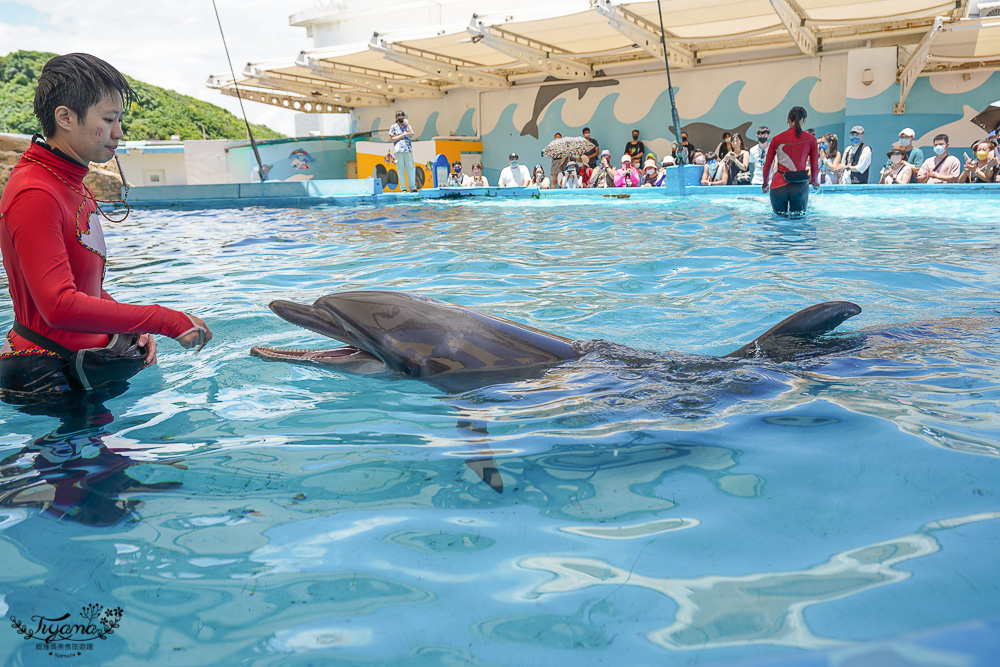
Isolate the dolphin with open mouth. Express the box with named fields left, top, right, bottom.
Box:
left=250, top=291, right=862, bottom=492
left=250, top=290, right=863, bottom=388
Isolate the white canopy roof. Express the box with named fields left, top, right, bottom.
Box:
left=207, top=0, right=997, bottom=111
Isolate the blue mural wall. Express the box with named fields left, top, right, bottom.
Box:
left=353, top=48, right=997, bottom=184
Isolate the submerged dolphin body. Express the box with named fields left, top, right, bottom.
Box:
left=250, top=291, right=862, bottom=384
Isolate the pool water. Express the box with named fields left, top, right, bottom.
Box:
left=1, top=193, right=999, bottom=665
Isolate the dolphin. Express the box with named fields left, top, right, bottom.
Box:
left=250, top=290, right=862, bottom=382
left=250, top=291, right=862, bottom=493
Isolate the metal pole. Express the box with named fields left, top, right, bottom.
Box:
left=656, top=0, right=686, bottom=165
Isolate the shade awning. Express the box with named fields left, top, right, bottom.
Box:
left=209, top=0, right=997, bottom=112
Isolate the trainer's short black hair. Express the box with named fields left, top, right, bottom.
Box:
left=33, top=53, right=136, bottom=138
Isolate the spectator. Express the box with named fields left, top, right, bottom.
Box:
left=655, top=155, right=675, bottom=186
left=446, top=161, right=471, bottom=187
left=701, top=151, right=728, bottom=186
left=560, top=161, right=584, bottom=188
left=879, top=148, right=913, bottom=184
left=582, top=127, right=599, bottom=168
left=672, top=132, right=696, bottom=163
left=624, top=129, right=645, bottom=160
left=691, top=150, right=706, bottom=166
left=469, top=162, right=489, bottom=187
left=549, top=132, right=567, bottom=185
left=715, top=132, right=733, bottom=157
left=959, top=140, right=999, bottom=183
left=762, top=106, right=819, bottom=216
left=531, top=164, right=550, bottom=189
left=888, top=127, right=925, bottom=172
left=614, top=155, right=640, bottom=187
left=630, top=155, right=642, bottom=175
left=640, top=157, right=659, bottom=186
left=724, top=133, right=751, bottom=184
left=577, top=159, right=592, bottom=186
left=817, top=133, right=842, bottom=185
left=841, top=125, right=872, bottom=184
left=589, top=151, right=616, bottom=188
left=749, top=126, right=770, bottom=186
left=498, top=152, right=531, bottom=187
left=389, top=109, right=417, bottom=192
left=916, top=134, right=961, bottom=183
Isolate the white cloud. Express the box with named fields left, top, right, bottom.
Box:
left=1, top=0, right=314, bottom=136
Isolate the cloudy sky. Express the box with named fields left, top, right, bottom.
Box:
left=0, top=0, right=315, bottom=136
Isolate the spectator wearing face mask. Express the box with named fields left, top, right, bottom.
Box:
left=715, top=132, right=733, bottom=158
left=885, top=127, right=924, bottom=172
left=589, top=151, right=616, bottom=188
left=916, top=134, right=961, bottom=183
left=446, top=161, right=472, bottom=187
left=841, top=125, right=872, bottom=184
left=749, top=127, right=770, bottom=186
left=624, top=130, right=645, bottom=160
left=672, top=132, right=696, bottom=163
left=879, top=148, right=913, bottom=184
left=817, top=133, right=843, bottom=185
left=640, top=157, right=659, bottom=187
left=498, top=152, right=532, bottom=187
left=959, top=141, right=999, bottom=183
left=614, top=155, right=641, bottom=187
left=560, top=161, right=584, bottom=188
left=700, top=151, right=728, bottom=186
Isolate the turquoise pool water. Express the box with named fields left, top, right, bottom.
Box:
left=1, top=193, right=999, bottom=665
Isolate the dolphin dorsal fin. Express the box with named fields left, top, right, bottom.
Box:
left=726, top=301, right=862, bottom=359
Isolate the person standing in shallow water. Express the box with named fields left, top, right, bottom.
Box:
left=0, top=53, right=211, bottom=396
left=762, top=106, right=820, bottom=217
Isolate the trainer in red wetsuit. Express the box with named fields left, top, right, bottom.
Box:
left=0, top=53, right=212, bottom=395
left=762, top=106, right=820, bottom=217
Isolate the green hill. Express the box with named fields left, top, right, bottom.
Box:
left=0, top=50, right=284, bottom=140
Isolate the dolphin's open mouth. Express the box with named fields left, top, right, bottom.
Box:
left=250, top=344, right=379, bottom=364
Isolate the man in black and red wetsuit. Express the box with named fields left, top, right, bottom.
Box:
left=0, top=53, right=212, bottom=395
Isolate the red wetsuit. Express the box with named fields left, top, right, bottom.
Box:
left=763, top=128, right=820, bottom=189
left=0, top=140, right=193, bottom=362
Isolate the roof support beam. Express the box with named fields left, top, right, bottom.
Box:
left=896, top=16, right=945, bottom=114
left=594, top=0, right=694, bottom=68
left=369, top=34, right=510, bottom=89
left=468, top=17, right=592, bottom=80
left=768, top=0, right=819, bottom=55
left=213, top=86, right=353, bottom=113
left=296, top=54, right=443, bottom=99
left=243, top=72, right=390, bottom=107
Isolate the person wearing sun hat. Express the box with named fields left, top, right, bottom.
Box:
left=641, top=156, right=659, bottom=187
left=883, top=127, right=924, bottom=172
left=614, top=154, right=640, bottom=187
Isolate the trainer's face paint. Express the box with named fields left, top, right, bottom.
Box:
left=53, top=92, right=125, bottom=164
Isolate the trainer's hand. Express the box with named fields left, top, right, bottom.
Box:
left=176, top=315, right=213, bottom=350
left=139, top=334, right=157, bottom=366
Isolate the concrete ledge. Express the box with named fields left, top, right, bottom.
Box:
left=126, top=178, right=382, bottom=207
left=124, top=174, right=1000, bottom=209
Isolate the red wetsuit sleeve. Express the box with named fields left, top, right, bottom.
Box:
left=810, top=137, right=820, bottom=187
left=6, top=190, right=193, bottom=339
left=763, top=140, right=776, bottom=187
